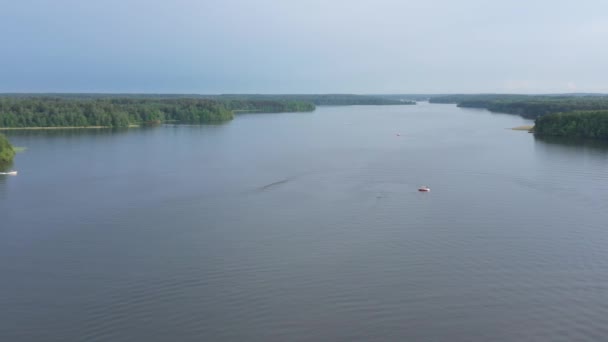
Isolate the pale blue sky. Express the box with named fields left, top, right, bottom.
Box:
left=2, top=0, right=608, bottom=93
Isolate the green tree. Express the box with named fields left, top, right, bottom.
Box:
left=0, top=133, right=16, bottom=166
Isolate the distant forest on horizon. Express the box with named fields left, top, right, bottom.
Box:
left=3, top=93, right=608, bottom=139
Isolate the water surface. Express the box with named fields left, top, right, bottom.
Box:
left=2, top=103, right=608, bottom=341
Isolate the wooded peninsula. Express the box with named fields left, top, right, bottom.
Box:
left=430, top=94, right=608, bottom=139
left=0, top=94, right=417, bottom=129
left=0, top=97, right=315, bottom=128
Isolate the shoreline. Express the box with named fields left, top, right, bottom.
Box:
left=511, top=125, right=534, bottom=132
left=0, top=125, right=140, bottom=130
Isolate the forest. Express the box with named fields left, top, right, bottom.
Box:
left=429, top=94, right=530, bottom=105
left=0, top=133, right=15, bottom=166
left=222, top=99, right=315, bottom=112
left=0, top=97, right=315, bottom=128
left=429, top=94, right=608, bottom=119
left=429, top=94, right=608, bottom=139
left=1, top=93, right=415, bottom=106
left=458, top=97, right=608, bottom=119
left=209, top=94, right=416, bottom=106
left=534, top=111, right=608, bottom=139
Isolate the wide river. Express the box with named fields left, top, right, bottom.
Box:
left=2, top=103, right=608, bottom=341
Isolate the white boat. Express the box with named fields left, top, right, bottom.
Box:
left=418, top=186, right=430, bottom=192
left=0, top=171, right=17, bottom=176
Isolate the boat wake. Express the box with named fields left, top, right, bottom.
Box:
left=258, top=178, right=291, bottom=191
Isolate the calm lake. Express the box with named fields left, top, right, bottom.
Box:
left=2, top=103, right=608, bottom=341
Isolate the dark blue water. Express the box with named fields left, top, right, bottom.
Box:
left=2, top=103, right=608, bottom=341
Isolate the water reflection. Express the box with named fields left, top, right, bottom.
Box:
left=3, top=105, right=608, bottom=341
left=534, top=135, right=608, bottom=152
left=0, top=160, right=13, bottom=173
left=2, top=127, right=132, bottom=138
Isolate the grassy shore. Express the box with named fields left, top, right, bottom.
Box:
left=511, top=125, right=534, bottom=132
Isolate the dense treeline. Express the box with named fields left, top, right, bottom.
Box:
left=222, top=99, right=315, bottom=113
left=376, top=94, right=432, bottom=102
left=213, top=94, right=415, bottom=105
left=0, top=97, right=318, bottom=129
left=1, top=93, right=434, bottom=128
left=0, top=133, right=15, bottom=166
left=429, top=94, right=608, bottom=105
left=0, top=97, right=234, bottom=127
left=0, top=93, right=415, bottom=106
left=430, top=94, right=608, bottom=119
left=429, top=94, right=530, bottom=105
left=429, top=94, right=608, bottom=139
left=534, top=111, right=608, bottom=139
left=215, top=94, right=409, bottom=106
left=460, top=97, right=608, bottom=119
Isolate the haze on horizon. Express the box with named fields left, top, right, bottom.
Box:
left=2, top=0, right=608, bottom=94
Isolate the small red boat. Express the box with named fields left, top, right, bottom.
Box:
left=418, top=186, right=430, bottom=192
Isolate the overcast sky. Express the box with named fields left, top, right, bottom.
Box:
left=2, top=0, right=608, bottom=94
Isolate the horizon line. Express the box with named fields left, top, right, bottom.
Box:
left=1, top=92, right=607, bottom=96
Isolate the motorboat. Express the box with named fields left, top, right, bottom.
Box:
left=418, top=186, right=430, bottom=192
left=0, top=171, right=17, bottom=176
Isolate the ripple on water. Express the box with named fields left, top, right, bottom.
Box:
left=2, top=105, right=608, bottom=341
